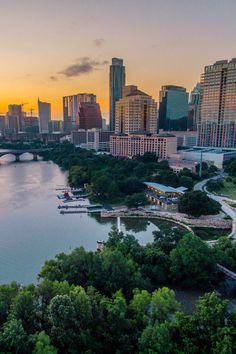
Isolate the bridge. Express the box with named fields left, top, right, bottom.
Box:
left=0, top=148, right=51, bottom=162
left=217, top=264, right=236, bottom=281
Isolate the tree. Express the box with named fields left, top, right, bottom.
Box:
left=33, top=331, right=57, bottom=354
left=179, top=190, right=221, bottom=217
left=10, top=288, right=38, bottom=333
left=170, top=234, right=216, bottom=287
left=139, top=321, right=178, bottom=354
left=0, top=282, right=20, bottom=325
left=206, top=179, right=224, bottom=193
left=192, top=292, right=230, bottom=351
left=149, top=287, right=180, bottom=323
left=0, top=319, right=30, bottom=353
left=125, top=193, right=148, bottom=208
left=213, top=236, right=236, bottom=271
left=179, top=175, right=194, bottom=190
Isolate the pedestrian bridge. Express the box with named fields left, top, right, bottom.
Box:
left=0, top=148, right=50, bottom=162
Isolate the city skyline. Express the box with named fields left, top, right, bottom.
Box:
left=1, top=0, right=236, bottom=118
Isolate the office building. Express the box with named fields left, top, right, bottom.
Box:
left=38, top=99, right=51, bottom=133
left=160, top=130, right=197, bottom=148
left=115, top=85, right=158, bottom=134
left=48, top=120, right=63, bottom=133
left=0, top=115, right=6, bottom=133
left=77, top=102, right=102, bottom=130
left=159, top=85, right=189, bottom=131
left=188, top=83, right=201, bottom=131
left=63, top=93, right=96, bottom=132
left=24, top=116, right=39, bottom=133
left=109, top=58, right=126, bottom=131
left=198, top=59, right=236, bottom=148
left=110, top=133, right=177, bottom=159
left=6, top=104, right=25, bottom=132
left=71, top=129, right=113, bottom=151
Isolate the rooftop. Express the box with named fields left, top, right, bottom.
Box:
left=144, top=182, right=187, bottom=194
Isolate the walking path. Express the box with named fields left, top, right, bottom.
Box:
left=194, top=173, right=236, bottom=239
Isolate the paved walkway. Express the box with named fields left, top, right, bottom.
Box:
left=194, top=173, right=236, bottom=239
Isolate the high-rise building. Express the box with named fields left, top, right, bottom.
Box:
left=24, top=116, right=39, bottom=133
left=198, top=59, right=236, bottom=148
left=63, top=93, right=96, bottom=133
left=109, top=58, right=126, bottom=131
left=159, top=85, right=189, bottom=131
left=115, top=85, right=157, bottom=134
left=77, top=102, right=102, bottom=130
left=0, top=115, right=6, bottom=134
left=48, top=120, right=63, bottom=133
left=188, top=83, right=201, bottom=131
left=6, top=104, right=25, bottom=132
left=38, top=99, right=51, bottom=133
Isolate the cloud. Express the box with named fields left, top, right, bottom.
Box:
left=93, top=38, right=105, bottom=47
left=50, top=75, right=58, bottom=81
left=58, top=57, right=109, bottom=78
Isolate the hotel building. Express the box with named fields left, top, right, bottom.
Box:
left=115, top=85, right=158, bottom=134
left=110, top=133, right=177, bottom=159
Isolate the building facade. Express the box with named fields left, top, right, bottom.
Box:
left=188, top=83, right=201, bottom=131
left=77, top=102, right=102, bottom=130
left=6, top=104, right=25, bottom=133
left=110, top=133, right=177, bottom=159
left=115, top=85, right=158, bottom=135
left=159, top=85, right=189, bottom=131
left=24, top=116, right=39, bottom=133
left=63, top=93, right=97, bottom=132
left=109, top=58, right=126, bottom=131
left=48, top=120, right=63, bottom=133
left=38, top=99, right=51, bottom=133
left=71, top=129, right=113, bottom=151
left=198, top=59, right=236, bottom=148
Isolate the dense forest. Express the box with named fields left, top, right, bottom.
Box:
left=1, top=227, right=236, bottom=353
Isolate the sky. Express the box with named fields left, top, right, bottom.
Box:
left=0, top=0, right=236, bottom=119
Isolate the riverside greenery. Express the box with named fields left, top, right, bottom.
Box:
left=0, top=228, right=236, bottom=353
left=43, top=142, right=218, bottom=212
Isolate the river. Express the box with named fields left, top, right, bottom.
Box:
left=0, top=154, right=158, bottom=284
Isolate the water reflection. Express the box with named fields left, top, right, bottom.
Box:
left=0, top=160, right=157, bottom=284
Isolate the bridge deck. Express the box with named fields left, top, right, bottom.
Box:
left=217, top=264, right=236, bottom=280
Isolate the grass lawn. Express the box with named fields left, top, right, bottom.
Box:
left=218, top=180, right=236, bottom=200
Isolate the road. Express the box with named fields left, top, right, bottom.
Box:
left=194, top=173, right=236, bottom=239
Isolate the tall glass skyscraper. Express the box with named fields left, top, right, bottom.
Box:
left=38, top=99, right=51, bottom=133
left=198, top=59, right=236, bottom=148
left=159, top=85, right=189, bottom=131
left=109, top=58, right=125, bottom=131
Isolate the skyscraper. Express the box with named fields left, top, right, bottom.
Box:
left=115, top=85, right=157, bottom=134
left=77, top=102, right=102, bottom=130
left=38, top=99, right=51, bottom=133
left=188, top=83, right=201, bottom=131
left=63, top=93, right=96, bottom=133
left=109, top=58, right=126, bottom=131
left=159, top=85, right=189, bottom=131
left=6, top=104, right=24, bottom=132
left=198, top=59, right=236, bottom=148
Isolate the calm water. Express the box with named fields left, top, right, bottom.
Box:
left=0, top=154, right=157, bottom=284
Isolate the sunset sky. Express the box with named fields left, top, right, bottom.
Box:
left=1, top=0, right=236, bottom=119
